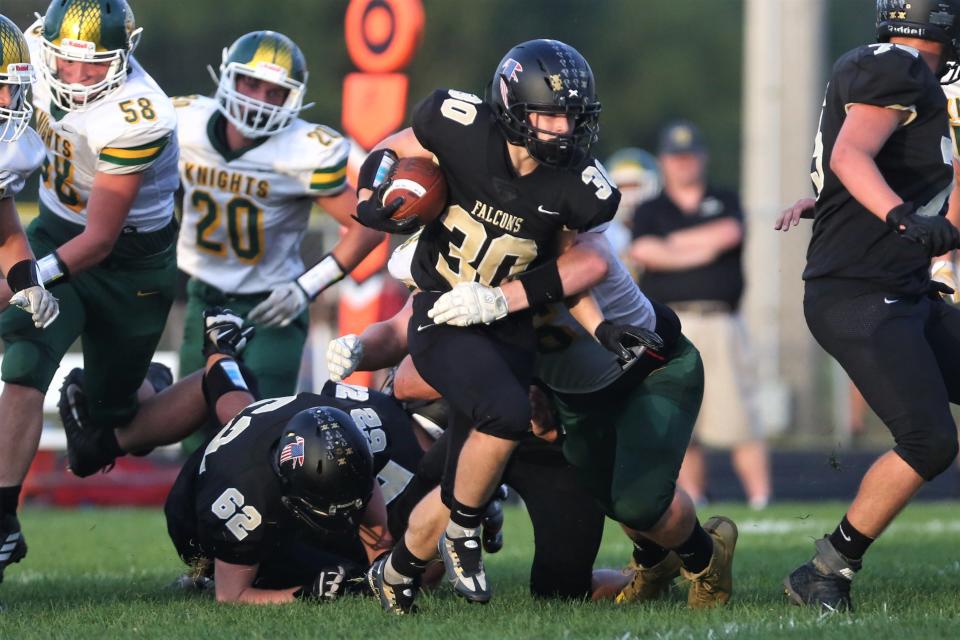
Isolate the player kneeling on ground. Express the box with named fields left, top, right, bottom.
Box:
left=62, top=307, right=426, bottom=604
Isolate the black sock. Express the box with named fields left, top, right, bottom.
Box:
left=449, top=498, right=485, bottom=530
left=632, top=539, right=670, bottom=568
left=828, top=515, right=874, bottom=562
left=0, top=485, right=22, bottom=517
left=386, top=538, right=430, bottom=583
left=674, top=521, right=713, bottom=574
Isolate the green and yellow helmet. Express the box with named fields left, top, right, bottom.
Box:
left=210, top=30, right=312, bottom=138
left=38, top=0, right=142, bottom=112
left=606, top=147, right=662, bottom=217
left=0, top=14, right=35, bottom=142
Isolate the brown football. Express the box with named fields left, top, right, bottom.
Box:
left=380, top=157, right=448, bottom=225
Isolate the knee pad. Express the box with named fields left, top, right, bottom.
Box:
left=895, top=425, right=959, bottom=481
left=1, top=340, right=56, bottom=392
left=610, top=483, right=675, bottom=532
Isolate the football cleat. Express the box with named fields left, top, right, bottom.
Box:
left=481, top=491, right=506, bottom=554
left=58, top=368, right=118, bottom=477
left=367, top=553, right=419, bottom=615
left=615, top=551, right=682, bottom=603
left=438, top=529, right=491, bottom=603
left=0, top=514, right=27, bottom=584
left=784, top=536, right=859, bottom=612
left=170, top=573, right=215, bottom=594
left=681, top=516, right=738, bottom=608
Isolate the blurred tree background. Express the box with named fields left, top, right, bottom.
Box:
left=6, top=0, right=877, bottom=192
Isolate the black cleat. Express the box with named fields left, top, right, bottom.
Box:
left=145, top=361, right=174, bottom=394
left=784, top=536, right=859, bottom=612
left=58, top=368, right=118, bottom=478
left=439, top=530, right=491, bottom=603
left=367, top=553, right=419, bottom=615
left=0, top=514, right=27, bottom=584
left=481, top=497, right=504, bottom=554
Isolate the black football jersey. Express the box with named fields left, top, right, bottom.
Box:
left=409, top=88, right=620, bottom=292
left=166, top=385, right=423, bottom=566
left=804, top=43, right=953, bottom=295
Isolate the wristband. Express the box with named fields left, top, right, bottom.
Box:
left=37, top=252, right=69, bottom=285
left=296, top=254, right=346, bottom=300
left=6, top=259, right=42, bottom=293
left=517, top=260, right=564, bottom=307
left=357, top=148, right=398, bottom=192
left=202, top=358, right=250, bottom=407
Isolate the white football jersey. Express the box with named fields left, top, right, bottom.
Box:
left=175, top=95, right=349, bottom=293
left=387, top=229, right=656, bottom=393
left=25, top=21, right=178, bottom=232
left=0, top=127, right=45, bottom=199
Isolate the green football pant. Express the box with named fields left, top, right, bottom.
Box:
left=0, top=207, right=176, bottom=430
left=555, top=335, right=704, bottom=531
left=178, top=277, right=308, bottom=399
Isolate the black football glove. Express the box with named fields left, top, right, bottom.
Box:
left=886, top=202, right=960, bottom=257
left=294, top=564, right=367, bottom=602
left=594, top=321, right=665, bottom=371
left=353, top=185, right=418, bottom=235
left=202, top=307, right=255, bottom=358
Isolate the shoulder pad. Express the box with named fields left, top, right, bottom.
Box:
left=836, top=44, right=932, bottom=116
left=412, top=88, right=492, bottom=157
left=272, top=120, right=350, bottom=194
left=560, top=157, right=621, bottom=231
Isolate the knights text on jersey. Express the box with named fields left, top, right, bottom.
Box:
left=178, top=389, right=421, bottom=565
left=24, top=21, right=179, bottom=233
left=804, top=43, right=952, bottom=295
left=0, top=127, right=45, bottom=199
left=408, top=89, right=619, bottom=292
left=175, top=95, right=349, bottom=293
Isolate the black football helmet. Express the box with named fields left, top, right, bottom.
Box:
left=272, top=406, right=374, bottom=534
left=876, top=0, right=960, bottom=82
left=488, top=39, right=601, bottom=168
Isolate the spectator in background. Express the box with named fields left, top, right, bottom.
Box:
left=630, top=120, right=770, bottom=510
left=604, top=148, right=661, bottom=260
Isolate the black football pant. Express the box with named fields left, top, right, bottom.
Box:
left=389, top=429, right=605, bottom=599
left=407, top=291, right=536, bottom=441
left=805, top=279, right=960, bottom=480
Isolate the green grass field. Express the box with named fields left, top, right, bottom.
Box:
left=2, top=501, right=959, bottom=639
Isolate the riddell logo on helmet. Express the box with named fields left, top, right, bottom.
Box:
left=60, top=38, right=96, bottom=56
left=253, top=61, right=288, bottom=81
left=887, top=25, right=923, bottom=36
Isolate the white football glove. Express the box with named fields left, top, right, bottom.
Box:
left=427, top=282, right=509, bottom=326
left=247, top=282, right=309, bottom=328
left=931, top=259, right=960, bottom=304
left=10, top=285, right=59, bottom=329
left=326, top=334, right=363, bottom=382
